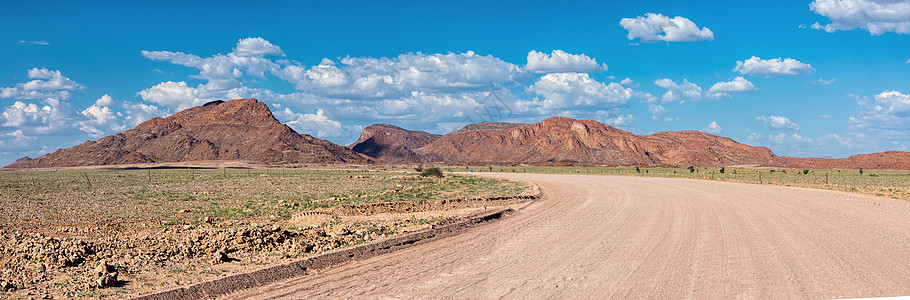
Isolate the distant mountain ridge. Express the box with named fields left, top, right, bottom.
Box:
left=349, top=117, right=910, bottom=170
left=7, top=99, right=372, bottom=168
left=350, top=117, right=779, bottom=167
left=7, top=100, right=909, bottom=170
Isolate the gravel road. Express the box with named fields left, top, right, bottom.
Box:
left=224, top=174, right=910, bottom=299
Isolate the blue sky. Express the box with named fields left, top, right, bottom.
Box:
left=2, top=0, right=910, bottom=166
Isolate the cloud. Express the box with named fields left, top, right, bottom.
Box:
left=18, top=40, right=49, bottom=46
left=279, top=51, right=525, bottom=98
left=137, top=81, right=210, bottom=110
left=142, top=37, right=283, bottom=91
left=849, top=90, right=910, bottom=141
left=619, top=13, right=714, bottom=42
left=602, top=112, right=636, bottom=127
left=77, top=95, right=132, bottom=137
left=757, top=115, right=800, bottom=130
left=0, top=98, right=82, bottom=135
left=525, top=50, right=606, bottom=73
left=526, top=72, right=633, bottom=110
left=810, top=0, right=910, bottom=35
left=273, top=107, right=352, bottom=138
left=746, top=132, right=809, bottom=146
left=0, top=130, right=37, bottom=151
left=231, top=37, right=285, bottom=57
left=121, top=102, right=167, bottom=128
left=648, top=104, right=668, bottom=120
left=707, top=76, right=756, bottom=98
left=703, top=121, right=722, bottom=134
left=734, top=56, right=814, bottom=76
left=654, top=78, right=703, bottom=102
left=0, top=68, right=84, bottom=100
left=812, top=78, right=836, bottom=85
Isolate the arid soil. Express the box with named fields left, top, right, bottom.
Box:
left=225, top=173, right=910, bottom=299
left=0, top=168, right=528, bottom=298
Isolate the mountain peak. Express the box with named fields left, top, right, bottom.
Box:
left=9, top=98, right=371, bottom=168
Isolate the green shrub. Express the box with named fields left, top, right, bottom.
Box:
left=802, top=169, right=809, bottom=174
left=719, top=167, right=725, bottom=174
left=419, top=167, right=444, bottom=178
left=687, top=166, right=695, bottom=173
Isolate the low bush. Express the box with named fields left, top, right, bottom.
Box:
left=420, top=167, right=444, bottom=178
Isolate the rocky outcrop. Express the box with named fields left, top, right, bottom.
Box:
left=348, top=123, right=441, bottom=164
left=408, top=117, right=777, bottom=167
left=8, top=99, right=372, bottom=168
left=775, top=151, right=910, bottom=170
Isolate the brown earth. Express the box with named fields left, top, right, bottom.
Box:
left=348, top=123, right=441, bottom=164
left=224, top=173, right=910, bottom=299
left=6, top=99, right=372, bottom=168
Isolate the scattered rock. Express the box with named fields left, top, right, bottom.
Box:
left=93, top=260, right=118, bottom=288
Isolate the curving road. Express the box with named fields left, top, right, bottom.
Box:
left=224, top=174, right=910, bottom=299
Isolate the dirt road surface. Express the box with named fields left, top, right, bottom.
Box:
left=223, top=174, right=910, bottom=299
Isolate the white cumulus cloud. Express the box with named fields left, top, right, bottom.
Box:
left=619, top=13, right=714, bottom=42
left=232, top=37, right=285, bottom=57
left=810, top=0, right=910, bottom=35
left=137, top=81, right=211, bottom=111
left=707, top=76, right=756, bottom=98
left=757, top=115, right=800, bottom=130
left=0, top=68, right=84, bottom=100
left=734, top=56, right=815, bottom=76
left=274, top=108, right=349, bottom=138
left=849, top=90, right=910, bottom=140
left=654, top=78, right=703, bottom=102
left=703, top=121, right=722, bottom=134
left=525, top=50, right=607, bottom=73
left=527, top=72, right=632, bottom=110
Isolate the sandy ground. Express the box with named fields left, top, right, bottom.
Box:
left=222, top=173, right=910, bottom=299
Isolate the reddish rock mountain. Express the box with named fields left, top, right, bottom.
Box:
left=776, top=151, right=910, bottom=170
left=5, top=156, right=32, bottom=168
left=351, top=117, right=908, bottom=169
left=348, top=123, right=441, bottom=164
left=9, top=99, right=372, bottom=168
left=411, top=117, right=778, bottom=166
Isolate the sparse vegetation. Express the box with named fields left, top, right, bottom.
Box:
left=419, top=167, right=444, bottom=178
left=0, top=167, right=526, bottom=297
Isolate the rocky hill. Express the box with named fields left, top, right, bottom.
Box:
left=775, top=151, right=910, bottom=170
left=411, top=117, right=778, bottom=166
left=348, top=123, right=441, bottom=164
left=8, top=99, right=372, bottom=168
left=350, top=117, right=909, bottom=169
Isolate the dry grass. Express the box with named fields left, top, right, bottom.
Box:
left=0, top=168, right=525, bottom=229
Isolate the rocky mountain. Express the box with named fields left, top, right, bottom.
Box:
left=411, top=117, right=778, bottom=166
left=350, top=117, right=910, bottom=169
left=5, top=156, right=32, bottom=168
left=348, top=123, right=441, bottom=164
left=776, top=151, right=910, bottom=170
left=7, top=98, right=372, bottom=168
